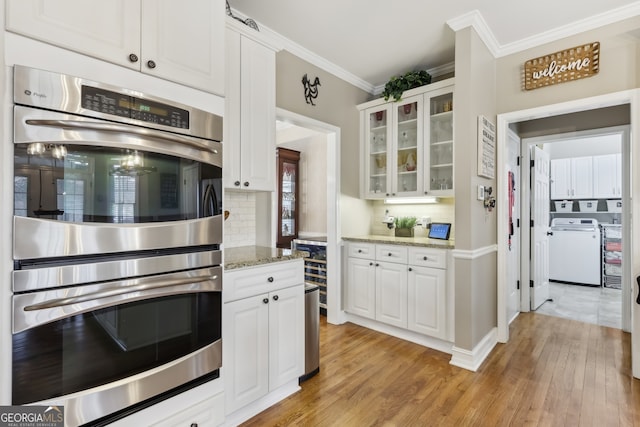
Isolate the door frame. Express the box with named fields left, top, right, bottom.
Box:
left=496, top=89, right=640, bottom=378
left=274, top=108, right=344, bottom=325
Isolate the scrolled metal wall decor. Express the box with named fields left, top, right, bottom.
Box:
left=302, top=74, right=321, bottom=106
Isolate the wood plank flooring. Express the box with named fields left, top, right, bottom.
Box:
left=242, top=313, right=640, bottom=426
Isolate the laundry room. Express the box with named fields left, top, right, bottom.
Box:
left=537, top=127, right=626, bottom=328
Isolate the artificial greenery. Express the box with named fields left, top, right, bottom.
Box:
left=394, top=216, right=418, bottom=229
left=382, top=70, right=432, bottom=102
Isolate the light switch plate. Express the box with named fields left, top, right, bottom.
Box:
left=477, top=185, right=485, bottom=201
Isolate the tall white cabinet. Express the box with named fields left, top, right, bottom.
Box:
left=6, top=0, right=226, bottom=95
left=592, top=153, right=622, bottom=198
left=224, top=24, right=277, bottom=192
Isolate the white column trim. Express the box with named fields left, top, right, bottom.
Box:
left=450, top=327, right=498, bottom=372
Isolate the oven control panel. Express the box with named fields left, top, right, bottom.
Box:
left=81, top=86, right=190, bottom=129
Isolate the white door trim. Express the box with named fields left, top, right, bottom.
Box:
left=496, top=89, right=639, bottom=379
left=274, top=108, right=344, bottom=325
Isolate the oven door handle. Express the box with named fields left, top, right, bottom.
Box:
left=24, top=119, right=220, bottom=154
left=23, top=274, right=219, bottom=311
left=13, top=267, right=221, bottom=333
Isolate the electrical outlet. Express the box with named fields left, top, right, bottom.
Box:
left=477, top=185, right=485, bottom=201
left=421, top=216, right=431, bottom=228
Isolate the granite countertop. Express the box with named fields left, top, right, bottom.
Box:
left=224, top=245, right=309, bottom=270
left=343, top=235, right=455, bottom=249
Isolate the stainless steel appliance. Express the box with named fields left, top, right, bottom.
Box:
left=292, top=237, right=327, bottom=310
left=11, top=65, right=223, bottom=426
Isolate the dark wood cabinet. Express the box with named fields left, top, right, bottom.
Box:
left=276, top=148, right=300, bottom=248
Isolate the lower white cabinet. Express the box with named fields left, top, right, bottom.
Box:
left=223, top=261, right=304, bottom=415
left=346, top=242, right=448, bottom=340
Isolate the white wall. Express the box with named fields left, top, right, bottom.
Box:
left=369, top=199, right=456, bottom=240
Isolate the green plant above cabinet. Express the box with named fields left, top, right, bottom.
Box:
left=382, top=70, right=432, bottom=102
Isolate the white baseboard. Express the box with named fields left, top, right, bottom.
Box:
left=449, top=327, right=498, bottom=372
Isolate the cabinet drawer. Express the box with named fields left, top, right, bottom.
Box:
left=348, top=242, right=375, bottom=259
left=408, top=247, right=447, bottom=269
left=224, top=260, right=303, bottom=303
left=376, top=244, right=408, bottom=264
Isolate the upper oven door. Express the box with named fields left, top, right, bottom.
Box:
left=13, top=106, right=223, bottom=260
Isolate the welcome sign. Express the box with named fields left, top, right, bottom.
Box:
left=524, top=42, right=600, bottom=90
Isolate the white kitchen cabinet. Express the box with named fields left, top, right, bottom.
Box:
left=223, top=261, right=304, bottom=415
left=150, top=392, right=225, bottom=427
left=592, top=153, right=622, bottom=198
left=224, top=27, right=276, bottom=191
left=6, top=0, right=225, bottom=95
left=346, top=242, right=448, bottom=338
left=357, top=79, right=454, bottom=200
left=550, top=157, right=593, bottom=199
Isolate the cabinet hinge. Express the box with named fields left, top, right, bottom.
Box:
left=530, top=219, right=534, bottom=227
left=516, top=156, right=520, bottom=166
left=530, top=159, right=535, bottom=168
left=516, top=218, right=520, bottom=228
left=529, top=280, right=534, bottom=288
left=517, top=280, right=520, bottom=290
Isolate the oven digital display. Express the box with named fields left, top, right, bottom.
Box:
left=81, top=86, right=189, bottom=129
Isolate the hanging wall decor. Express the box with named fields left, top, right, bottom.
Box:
left=302, top=74, right=321, bottom=105
left=523, top=42, right=599, bottom=90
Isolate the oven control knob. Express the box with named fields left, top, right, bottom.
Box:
left=147, top=60, right=157, bottom=69
left=128, top=53, right=139, bottom=63
left=262, top=298, right=269, bottom=304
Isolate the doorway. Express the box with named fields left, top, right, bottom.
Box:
left=496, top=90, right=640, bottom=379
left=274, top=108, right=343, bottom=325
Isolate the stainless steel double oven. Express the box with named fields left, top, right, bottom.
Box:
left=10, top=66, right=223, bottom=426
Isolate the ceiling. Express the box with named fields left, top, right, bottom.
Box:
left=229, top=0, right=640, bottom=93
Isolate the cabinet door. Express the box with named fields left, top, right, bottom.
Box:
left=363, top=105, right=393, bottom=198
left=239, top=36, right=276, bottom=191
left=393, top=96, right=423, bottom=197
left=550, top=158, right=571, bottom=200
left=424, top=87, right=454, bottom=196
left=570, top=157, right=593, bottom=199
left=346, top=257, right=376, bottom=319
left=268, top=285, right=304, bottom=390
left=223, top=294, right=269, bottom=414
left=375, top=261, right=407, bottom=328
left=592, top=154, right=619, bottom=198
left=407, top=266, right=446, bottom=339
left=141, top=0, right=225, bottom=95
left=6, top=0, right=141, bottom=70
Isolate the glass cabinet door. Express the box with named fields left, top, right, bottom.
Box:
left=426, top=90, right=454, bottom=195
left=394, top=95, right=423, bottom=196
left=276, top=148, right=300, bottom=248
left=364, top=105, right=392, bottom=198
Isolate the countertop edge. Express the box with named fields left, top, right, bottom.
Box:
left=342, top=235, right=455, bottom=249
left=224, top=246, right=309, bottom=270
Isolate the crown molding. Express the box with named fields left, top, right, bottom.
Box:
left=497, top=1, right=640, bottom=57
left=446, top=10, right=501, bottom=57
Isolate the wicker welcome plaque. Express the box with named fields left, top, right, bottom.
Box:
left=524, top=42, right=600, bottom=90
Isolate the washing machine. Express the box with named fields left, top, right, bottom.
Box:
left=549, top=218, right=601, bottom=286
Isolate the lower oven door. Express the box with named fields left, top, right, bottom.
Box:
left=12, top=266, right=222, bottom=426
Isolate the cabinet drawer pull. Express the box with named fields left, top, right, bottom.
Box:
left=369, top=262, right=373, bottom=266
left=234, top=180, right=241, bottom=186
left=243, top=181, right=250, bottom=187
left=358, top=249, right=363, bottom=253
left=262, top=298, right=269, bottom=304
left=273, top=295, right=279, bottom=301
left=128, top=53, right=139, bottom=63
left=267, top=277, right=274, bottom=283
left=375, top=263, right=379, bottom=267
left=408, top=267, right=413, bottom=272
left=423, top=256, right=428, bottom=261
left=388, top=252, right=392, bottom=257
left=147, top=59, right=157, bottom=69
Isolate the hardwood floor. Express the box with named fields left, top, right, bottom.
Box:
left=242, top=313, right=640, bottom=426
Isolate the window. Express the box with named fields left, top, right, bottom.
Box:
left=112, top=175, right=136, bottom=223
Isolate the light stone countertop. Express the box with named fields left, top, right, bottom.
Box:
left=224, top=245, right=309, bottom=270
left=343, top=235, right=455, bottom=249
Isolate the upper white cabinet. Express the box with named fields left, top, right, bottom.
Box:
left=224, top=26, right=276, bottom=191
left=357, top=79, right=454, bottom=200
left=550, top=157, right=593, bottom=200
left=6, top=0, right=226, bottom=95
left=592, top=153, right=622, bottom=198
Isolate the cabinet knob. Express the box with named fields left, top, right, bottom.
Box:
left=267, top=276, right=274, bottom=283
left=234, top=181, right=241, bottom=186
left=388, top=252, right=392, bottom=257
left=375, top=263, right=379, bottom=267
left=243, top=181, right=250, bottom=187
left=262, top=298, right=269, bottom=304
left=386, top=193, right=390, bottom=197
left=423, top=256, right=428, bottom=260
left=369, top=262, right=373, bottom=266
left=408, top=267, right=413, bottom=272
left=358, top=249, right=363, bottom=253
left=128, top=53, right=139, bottom=63
left=191, top=424, right=198, bottom=427
left=147, top=59, right=157, bottom=69
left=273, top=295, right=279, bottom=301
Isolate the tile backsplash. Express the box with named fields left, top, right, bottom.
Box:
left=224, top=192, right=257, bottom=248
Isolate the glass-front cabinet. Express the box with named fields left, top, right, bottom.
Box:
left=358, top=79, right=454, bottom=200
left=425, top=88, right=454, bottom=196
left=276, top=148, right=300, bottom=248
